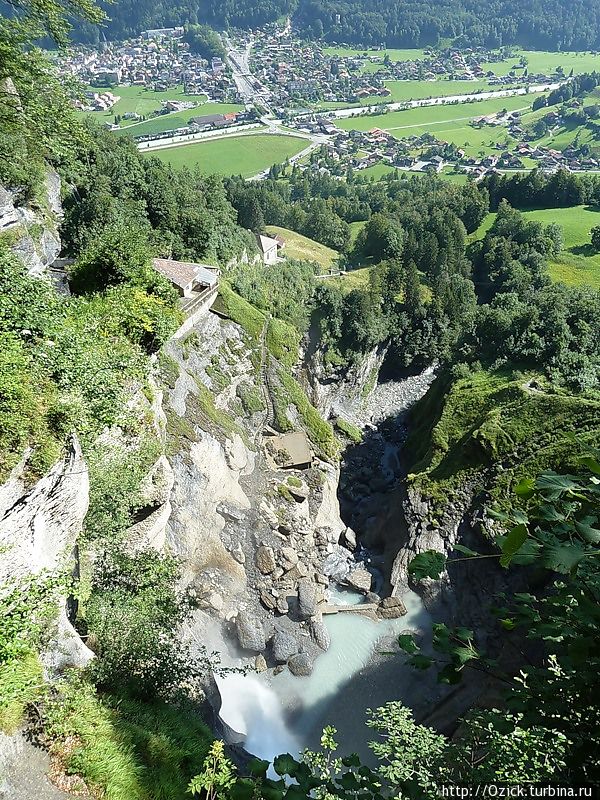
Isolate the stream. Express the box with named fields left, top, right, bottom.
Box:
left=216, top=368, right=440, bottom=764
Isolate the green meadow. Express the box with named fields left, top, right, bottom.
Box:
left=142, top=133, right=307, bottom=177
left=265, top=225, right=339, bottom=268
left=485, top=50, right=600, bottom=77
left=473, top=206, right=600, bottom=289
left=81, top=85, right=243, bottom=136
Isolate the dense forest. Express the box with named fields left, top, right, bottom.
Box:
left=68, top=0, right=600, bottom=50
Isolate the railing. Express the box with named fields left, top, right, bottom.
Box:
left=180, top=284, right=218, bottom=317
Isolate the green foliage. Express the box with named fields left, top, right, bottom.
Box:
left=236, top=382, right=265, bottom=415
left=366, top=703, right=446, bottom=795
left=0, top=648, right=44, bottom=734
left=43, top=676, right=213, bottom=800
left=0, top=573, right=65, bottom=732
left=183, top=24, right=225, bottom=60
left=218, top=282, right=266, bottom=342
left=276, top=368, right=338, bottom=460
left=85, top=548, right=213, bottom=701
left=266, top=318, right=301, bottom=369
left=188, top=740, right=236, bottom=800
left=84, top=437, right=161, bottom=543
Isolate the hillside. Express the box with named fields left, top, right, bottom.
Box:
left=74, top=0, right=600, bottom=51
left=265, top=225, right=339, bottom=269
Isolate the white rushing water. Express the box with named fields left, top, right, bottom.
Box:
left=216, top=586, right=432, bottom=763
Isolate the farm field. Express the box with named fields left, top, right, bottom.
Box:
left=265, top=226, right=339, bottom=269
left=114, top=103, right=243, bottom=137
left=324, top=47, right=427, bottom=62
left=473, top=206, right=600, bottom=289
left=142, top=134, right=307, bottom=177
left=324, top=47, right=600, bottom=77
left=81, top=84, right=243, bottom=132
left=485, top=50, right=600, bottom=77
left=383, top=78, right=496, bottom=102
left=336, top=93, right=542, bottom=156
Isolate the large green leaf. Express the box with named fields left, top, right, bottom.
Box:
left=408, top=550, right=446, bottom=580
left=575, top=519, right=600, bottom=543
left=541, top=543, right=587, bottom=574
left=535, top=471, right=579, bottom=499
left=499, top=523, right=528, bottom=567
left=453, top=543, right=479, bottom=557
left=397, top=634, right=419, bottom=654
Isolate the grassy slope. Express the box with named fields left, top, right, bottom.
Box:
left=265, top=225, right=339, bottom=268
left=217, top=283, right=338, bottom=458
left=407, top=369, right=600, bottom=513
left=142, top=134, right=306, bottom=177
left=472, top=206, right=600, bottom=289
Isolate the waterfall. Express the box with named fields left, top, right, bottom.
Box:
left=215, top=673, right=301, bottom=762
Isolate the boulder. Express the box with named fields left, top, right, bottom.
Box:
left=366, top=591, right=381, bottom=605
left=256, top=545, right=276, bottom=574
left=235, top=612, right=266, bottom=653
left=342, top=527, right=357, bottom=551
left=288, top=652, right=313, bottom=677
left=322, top=546, right=353, bottom=582
left=309, top=617, right=331, bottom=651
left=272, top=629, right=299, bottom=663
left=345, top=567, right=372, bottom=594
left=286, top=561, right=309, bottom=581
left=297, top=580, right=317, bottom=618
left=255, top=654, right=267, bottom=672
left=260, top=591, right=277, bottom=611
left=279, top=546, right=299, bottom=570
left=377, top=597, right=407, bottom=619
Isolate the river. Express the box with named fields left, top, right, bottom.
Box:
left=215, top=368, right=441, bottom=764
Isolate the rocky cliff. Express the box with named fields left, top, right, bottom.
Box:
left=0, top=170, right=62, bottom=275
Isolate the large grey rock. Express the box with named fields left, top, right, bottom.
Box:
left=288, top=652, right=313, bottom=676
left=279, top=546, right=298, bottom=570
left=345, top=567, right=372, bottom=594
left=256, top=545, right=276, bottom=574
left=297, top=580, right=317, bottom=618
left=235, top=612, right=266, bottom=652
left=322, top=546, right=353, bottom=582
left=310, top=616, right=331, bottom=651
left=272, top=629, right=299, bottom=662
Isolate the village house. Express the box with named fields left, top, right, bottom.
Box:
left=255, top=234, right=280, bottom=265
left=152, top=257, right=219, bottom=298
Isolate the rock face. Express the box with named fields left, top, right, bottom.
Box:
left=0, top=436, right=95, bottom=675
left=235, top=612, right=266, bottom=653
left=0, top=436, right=89, bottom=585
left=288, top=652, right=314, bottom=676
left=0, top=171, right=62, bottom=276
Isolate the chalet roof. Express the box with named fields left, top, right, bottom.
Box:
left=153, top=258, right=218, bottom=289
left=256, top=234, right=279, bottom=254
